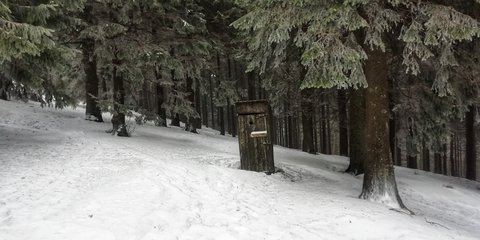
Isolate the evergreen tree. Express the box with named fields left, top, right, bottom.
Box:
left=233, top=0, right=479, bottom=209
left=0, top=1, right=82, bottom=105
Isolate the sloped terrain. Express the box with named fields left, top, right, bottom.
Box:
left=0, top=100, right=479, bottom=240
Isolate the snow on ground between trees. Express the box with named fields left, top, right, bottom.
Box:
left=0, top=100, right=479, bottom=240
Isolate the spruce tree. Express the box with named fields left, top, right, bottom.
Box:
left=233, top=0, right=479, bottom=209
left=0, top=1, right=80, bottom=104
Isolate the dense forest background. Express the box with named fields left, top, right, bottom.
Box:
left=0, top=0, right=479, bottom=210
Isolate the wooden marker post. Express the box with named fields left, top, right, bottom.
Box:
left=235, top=100, right=275, bottom=173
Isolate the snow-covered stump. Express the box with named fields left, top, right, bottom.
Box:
left=236, top=100, right=275, bottom=174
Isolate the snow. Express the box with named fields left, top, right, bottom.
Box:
left=1, top=100, right=480, bottom=240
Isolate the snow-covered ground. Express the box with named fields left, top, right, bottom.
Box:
left=0, top=100, right=479, bottom=240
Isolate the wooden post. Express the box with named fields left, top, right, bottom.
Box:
left=236, top=100, right=275, bottom=173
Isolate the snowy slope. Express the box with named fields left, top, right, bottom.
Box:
left=0, top=100, right=479, bottom=240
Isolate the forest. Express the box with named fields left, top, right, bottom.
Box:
left=0, top=1, right=480, bottom=238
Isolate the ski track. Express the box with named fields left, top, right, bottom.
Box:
left=0, top=100, right=480, bottom=240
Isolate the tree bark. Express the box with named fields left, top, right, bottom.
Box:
left=111, top=60, right=127, bottom=136
left=185, top=77, right=198, bottom=133
left=202, top=93, right=209, bottom=128
left=0, top=78, right=9, bottom=100
left=83, top=39, right=103, bottom=122
left=209, top=75, right=215, bottom=129
left=406, top=124, right=417, bottom=169
left=227, top=99, right=232, bottom=135
left=434, top=152, right=442, bottom=174
left=359, top=45, right=406, bottom=209
left=247, top=72, right=256, bottom=100
left=218, top=106, right=225, bottom=135
left=338, top=90, right=349, bottom=156
left=231, top=104, right=237, bottom=137
left=465, top=105, right=476, bottom=180
left=326, top=105, right=332, bottom=154
left=195, top=79, right=202, bottom=129
left=301, top=90, right=315, bottom=153
left=422, top=140, right=430, bottom=172
left=171, top=114, right=180, bottom=127
left=346, top=88, right=365, bottom=175
left=155, top=68, right=167, bottom=127
left=321, top=102, right=328, bottom=154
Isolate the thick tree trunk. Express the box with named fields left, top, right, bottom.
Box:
left=83, top=40, right=103, bottom=122
left=111, top=62, right=127, bottom=137
left=338, top=90, right=349, bottom=156
left=359, top=46, right=406, bottom=209
left=465, top=105, right=476, bottom=180
left=346, top=88, right=365, bottom=175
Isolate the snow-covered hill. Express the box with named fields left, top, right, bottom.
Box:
left=1, top=100, right=479, bottom=240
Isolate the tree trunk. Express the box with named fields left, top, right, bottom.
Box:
left=155, top=68, right=167, bottom=127
left=101, top=75, right=108, bottom=99
left=346, top=88, right=365, bottom=175
left=321, top=102, right=328, bottom=154
left=313, top=106, right=318, bottom=153
left=231, top=105, right=237, bottom=137
left=326, top=105, right=332, bottom=154
left=292, top=113, right=299, bottom=149
left=442, top=143, right=448, bottom=175
left=247, top=72, right=256, bottom=100
left=141, top=77, right=148, bottom=110
left=227, top=99, right=232, bottom=135
left=359, top=45, right=406, bottom=209
left=301, top=90, right=315, bottom=153
left=338, top=90, right=349, bottom=156
left=111, top=61, right=127, bottom=137
left=209, top=75, right=215, bottom=129
left=465, top=105, right=476, bottom=180
left=0, top=78, right=9, bottom=100
left=218, top=106, right=225, bottom=135
left=434, top=152, right=442, bottom=174
left=195, top=79, right=202, bottom=129
left=423, top=141, right=430, bottom=172
left=185, top=77, right=198, bottom=133
left=406, top=124, right=417, bottom=169
left=83, top=40, right=103, bottom=122
left=202, top=93, right=209, bottom=128
left=195, top=80, right=202, bottom=129
left=288, top=115, right=294, bottom=148
left=171, top=114, right=180, bottom=127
